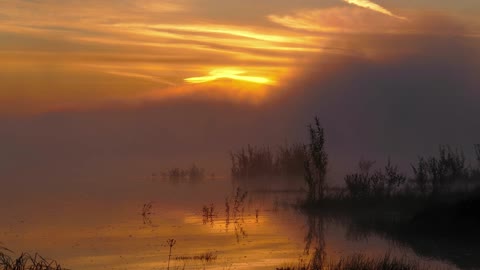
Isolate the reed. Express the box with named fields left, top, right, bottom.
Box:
left=0, top=251, right=66, bottom=270
left=163, top=164, right=207, bottom=183
left=166, top=239, right=177, bottom=270
left=276, top=253, right=425, bottom=270
left=230, top=144, right=307, bottom=182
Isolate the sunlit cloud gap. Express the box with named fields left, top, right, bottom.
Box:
left=73, top=37, right=296, bottom=66
left=185, top=69, right=275, bottom=85
left=123, top=28, right=320, bottom=52
left=113, top=23, right=306, bottom=43
left=342, top=0, right=407, bottom=20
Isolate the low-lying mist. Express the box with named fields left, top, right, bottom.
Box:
left=0, top=13, right=479, bottom=192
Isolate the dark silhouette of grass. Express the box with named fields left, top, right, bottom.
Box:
left=303, top=143, right=480, bottom=211
left=304, top=117, right=328, bottom=203
left=202, top=204, right=215, bottom=225
left=142, top=201, right=153, bottom=226
left=344, top=158, right=407, bottom=199
left=201, top=188, right=249, bottom=242
left=230, top=144, right=307, bottom=184
left=0, top=250, right=67, bottom=270
left=166, top=239, right=176, bottom=270
left=160, top=164, right=207, bottom=183
left=276, top=254, right=425, bottom=270
left=175, top=251, right=218, bottom=263
left=411, top=145, right=470, bottom=195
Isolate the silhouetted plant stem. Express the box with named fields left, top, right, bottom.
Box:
left=166, top=238, right=176, bottom=270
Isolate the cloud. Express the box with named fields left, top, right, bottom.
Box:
left=342, top=0, right=407, bottom=20
left=268, top=7, right=406, bottom=34
left=0, top=1, right=321, bottom=115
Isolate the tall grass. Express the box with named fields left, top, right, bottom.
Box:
left=344, top=159, right=407, bottom=199
left=470, top=144, right=480, bottom=179
left=340, top=145, right=480, bottom=201
left=230, top=144, right=307, bottom=182
left=163, top=164, right=206, bottom=183
left=142, top=202, right=153, bottom=225
left=0, top=251, right=66, bottom=270
left=166, top=239, right=177, bottom=270
left=304, top=117, right=328, bottom=202
left=411, top=145, right=470, bottom=195
left=276, top=254, right=425, bottom=270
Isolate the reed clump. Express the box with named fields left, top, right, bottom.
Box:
left=343, top=159, right=407, bottom=199
left=175, top=251, right=218, bottom=263
left=161, top=164, right=206, bottom=183
left=0, top=250, right=67, bottom=270
left=339, top=144, right=480, bottom=202
left=230, top=144, right=307, bottom=182
left=276, top=254, right=425, bottom=270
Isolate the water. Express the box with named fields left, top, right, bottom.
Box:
left=0, top=178, right=466, bottom=269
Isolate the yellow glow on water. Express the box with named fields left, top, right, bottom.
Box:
left=185, top=68, right=275, bottom=85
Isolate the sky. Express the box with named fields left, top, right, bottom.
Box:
left=1, top=0, right=480, bottom=184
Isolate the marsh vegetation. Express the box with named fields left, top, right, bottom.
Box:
left=0, top=250, right=66, bottom=270
left=228, top=117, right=480, bottom=270
left=155, top=164, right=208, bottom=183
left=230, top=144, right=307, bottom=189
left=276, top=254, right=426, bottom=270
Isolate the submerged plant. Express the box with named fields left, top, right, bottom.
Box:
left=166, top=238, right=177, bottom=270
left=142, top=202, right=153, bottom=226
left=202, top=204, right=216, bottom=225
left=232, top=188, right=248, bottom=220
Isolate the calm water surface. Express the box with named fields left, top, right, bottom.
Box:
left=0, top=178, right=462, bottom=269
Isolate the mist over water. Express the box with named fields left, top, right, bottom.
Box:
left=0, top=178, right=464, bottom=270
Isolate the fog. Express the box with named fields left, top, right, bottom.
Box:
left=1, top=14, right=479, bottom=191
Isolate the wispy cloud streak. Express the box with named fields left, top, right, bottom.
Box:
left=343, top=0, right=407, bottom=20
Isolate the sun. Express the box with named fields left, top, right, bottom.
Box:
left=184, top=68, right=275, bottom=85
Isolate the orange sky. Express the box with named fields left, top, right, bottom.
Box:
left=1, top=0, right=479, bottom=114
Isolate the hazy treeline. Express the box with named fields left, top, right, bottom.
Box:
left=230, top=143, right=306, bottom=181
left=230, top=117, right=480, bottom=202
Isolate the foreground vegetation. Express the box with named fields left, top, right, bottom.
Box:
left=0, top=249, right=66, bottom=270
left=231, top=118, right=480, bottom=209
left=277, top=254, right=426, bottom=270
left=231, top=117, right=480, bottom=268
left=303, top=143, right=480, bottom=230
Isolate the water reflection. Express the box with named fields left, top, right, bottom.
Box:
left=303, top=214, right=326, bottom=270
left=0, top=178, right=473, bottom=270
left=329, top=210, right=480, bottom=269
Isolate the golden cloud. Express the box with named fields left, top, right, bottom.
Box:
left=342, top=0, right=407, bottom=20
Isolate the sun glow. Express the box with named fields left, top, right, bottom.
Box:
left=185, top=69, right=275, bottom=85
